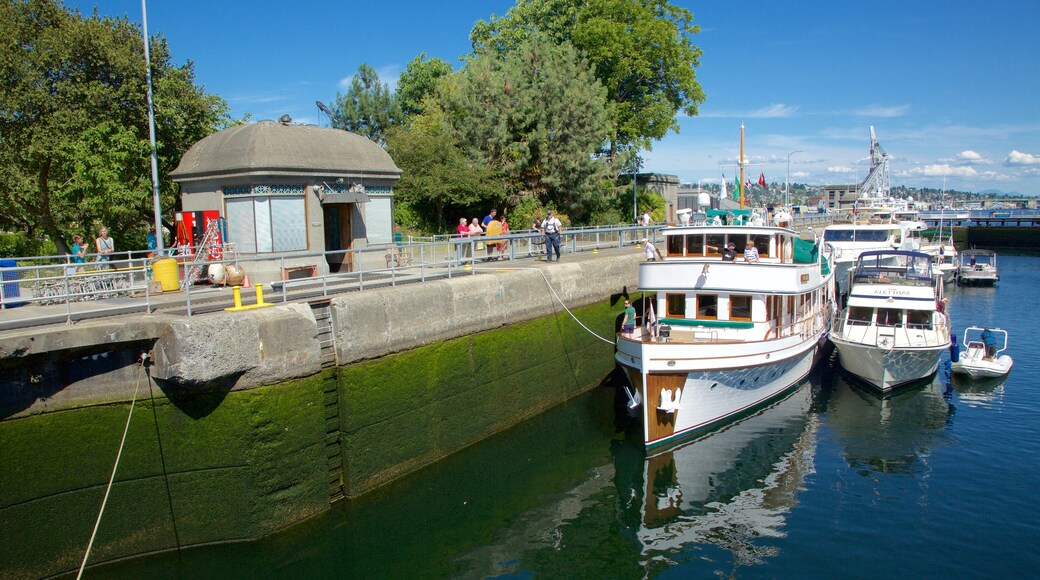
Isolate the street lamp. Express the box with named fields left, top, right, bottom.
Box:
left=785, top=150, right=802, bottom=210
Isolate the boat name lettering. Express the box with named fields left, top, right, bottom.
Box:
left=873, top=289, right=910, bottom=296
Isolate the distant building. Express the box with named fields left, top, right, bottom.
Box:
left=638, top=173, right=680, bottom=222
left=171, top=119, right=402, bottom=283
left=822, top=184, right=861, bottom=212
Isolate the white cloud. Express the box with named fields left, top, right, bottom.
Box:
left=852, top=104, right=911, bottom=118
left=906, top=164, right=978, bottom=178
left=1005, top=150, right=1040, bottom=166
left=826, top=165, right=853, bottom=174
left=956, top=150, right=985, bottom=163
left=338, top=65, right=403, bottom=92
left=791, top=171, right=811, bottom=179
left=747, top=104, right=798, bottom=118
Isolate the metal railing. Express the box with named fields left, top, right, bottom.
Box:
left=1, top=215, right=832, bottom=327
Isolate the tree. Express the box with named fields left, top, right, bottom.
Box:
left=441, top=34, right=612, bottom=219
left=396, top=53, right=454, bottom=118
left=331, top=64, right=401, bottom=146
left=385, top=112, right=505, bottom=232
left=0, top=0, right=230, bottom=254
left=470, top=0, right=705, bottom=161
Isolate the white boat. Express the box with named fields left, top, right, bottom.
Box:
left=615, top=220, right=835, bottom=449
left=951, top=326, right=1013, bottom=379
left=829, top=250, right=950, bottom=392
left=957, top=249, right=998, bottom=286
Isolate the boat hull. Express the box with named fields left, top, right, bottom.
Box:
left=952, top=355, right=1013, bottom=379
left=831, top=337, right=944, bottom=392
left=617, top=334, right=826, bottom=449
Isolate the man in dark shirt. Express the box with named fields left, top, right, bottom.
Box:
left=722, top=242, right=738, bottom=261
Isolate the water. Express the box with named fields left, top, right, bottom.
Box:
left=97, top=255, right=1040, bottom=579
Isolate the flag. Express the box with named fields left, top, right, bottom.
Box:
left=733, top=173, right=741, bottom=200
left=758, top=172, right=767, bottom=188
left=721, top=174, right=728, bottom=200
left=645, top=300, right=658, bottom=337
left=745, top=177, right=752, bottom=192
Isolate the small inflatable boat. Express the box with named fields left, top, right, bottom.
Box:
left=951, top=326, right=1013, bottom=379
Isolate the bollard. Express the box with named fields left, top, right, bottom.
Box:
left=255, top=283, right=267, bottom=306
left=232, top=286, right=242, bottom=309
left=225, top=283, right=271, bottom=311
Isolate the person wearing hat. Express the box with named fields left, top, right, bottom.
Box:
left=641, top=238, right=662, bottom=261
left=542, top=210, right=562, bottom=262
left=722, top=241, right=738, bottom=261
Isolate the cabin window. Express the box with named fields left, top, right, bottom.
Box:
left=696, top=294, right=718, bottom=319
left=751, top=234, right=771, bottom=258
left=705, top=233, right=725, bottom=257
left=684, top=234, right=704, bottom=256
left=730, top=295, right=752, bottom=321
left=907, top=309, right=932, bottom=329
left=667, top=235, right=684, bottom=256
left=877, top=308, right=902, bottom=327
left=666, top=294, right=686, bottom=318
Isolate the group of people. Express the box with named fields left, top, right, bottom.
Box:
left=456, top=209, right=510, bottom=262
left=68, top=227, right=115, bottom=272
left=639, top=238, right=760, bottom=263
left=455, top=208, right=565, bottom=264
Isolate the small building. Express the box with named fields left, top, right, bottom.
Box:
left=171, top=118, right=402, bottom=283
left=822, top=184, right=861, bottom=212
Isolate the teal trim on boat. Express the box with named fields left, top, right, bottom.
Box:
left=659, top=318, right=755, bottom=329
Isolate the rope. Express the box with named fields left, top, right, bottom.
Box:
left=77, top=361, right=144, bottom=579
left=472, top=265, right=615, bottom=345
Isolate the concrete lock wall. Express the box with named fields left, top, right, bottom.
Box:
left=0, top=255, right=639, bottom=577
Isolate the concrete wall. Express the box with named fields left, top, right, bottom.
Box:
left=0, top=254, right=639, bottom=577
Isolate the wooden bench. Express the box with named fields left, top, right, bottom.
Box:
left=385, top=248, right=413, bottom=268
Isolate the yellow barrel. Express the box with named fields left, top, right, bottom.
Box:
left=152, top=258, right=180, bottom=292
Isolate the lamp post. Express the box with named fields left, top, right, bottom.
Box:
left=785, top=150, right=802, bottom=210
left=142, top=0, right=163, bottom=253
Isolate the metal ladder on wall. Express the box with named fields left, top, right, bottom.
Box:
left=181, top=220, right=222, bottom=290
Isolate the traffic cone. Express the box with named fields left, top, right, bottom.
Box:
left=242, top=274, right=251, bottom=288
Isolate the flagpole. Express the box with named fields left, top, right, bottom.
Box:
left=739, top=122, right=746, bottom=210
left=142, top=0, right=163, bottom=253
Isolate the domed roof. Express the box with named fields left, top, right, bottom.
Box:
left=171, top=120, right=401, bottom=183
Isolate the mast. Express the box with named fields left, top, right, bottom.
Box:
left=739, top=122, right=746, bottom=209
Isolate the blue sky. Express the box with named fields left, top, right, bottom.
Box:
left=73, top=1, right=1040, bottom=195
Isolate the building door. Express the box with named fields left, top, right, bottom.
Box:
left=324, top=205, right=353, bottom=272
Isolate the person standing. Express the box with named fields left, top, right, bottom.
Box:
left=743, top=239, right=759, bottom=263
left=641, top=238, right=662, bottom=261
left=456, top=217, right=471, bottom=262
left=496, top=215, right=510, bottom=260
left=95, top=226, right=114, bottom=269
left=641, top=211, right=651, bottom=227
left=542, top=210, right=562, bottom=262
left=71, top=235, right=87, bottom=264
left=484, top=213, right=503, bottom=261
left=481, top=208, right=497, bottom=233
left=722, top=242, right=738, bottom=261
left=980, top=327, right=998, bottom=361
left=468, top=218, right=484, bottom=255
left=621, top=299, right=636, bottom=338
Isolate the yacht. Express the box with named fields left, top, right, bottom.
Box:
left=829, top=250, right=950, bottom=392
left=615, top=220, right=835, bottom=449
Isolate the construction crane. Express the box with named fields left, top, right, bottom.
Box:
left=858, top=126, right=891, bottom=202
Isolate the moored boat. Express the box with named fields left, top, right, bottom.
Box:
left=951, top=326, right=1013, bottom=379
left=615, top=220, right=835, bottom=449
left=829, top=250, right=950, bottom=392
left=957, top=249, right=998, bottom=286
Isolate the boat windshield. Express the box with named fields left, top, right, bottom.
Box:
left=823, top=229, right=894, bottom=242
left=853, top=252, right=933, bottom=283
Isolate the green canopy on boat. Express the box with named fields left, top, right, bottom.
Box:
left=706, top=210, right=729, bottom=217
left=731, top=209, right=753, bottom=216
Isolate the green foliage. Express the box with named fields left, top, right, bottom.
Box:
left=638, top=190, right=666, bottom=222
left=396, top=53, right=454, bottom=117
left=442, top=33, right=612, bottom=220
left=470, top=0, right=705, bottom=160
left=331, top=64, right=402, bottom=146
left=0, top=232, right=56, bottom=259
left=385, top=113, right=506, bottom=233
left=0, top=0, right=231, bottom=255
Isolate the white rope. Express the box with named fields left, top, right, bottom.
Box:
left=77, top=363, right=143, bottom=579
left=472, top=265, right=615, bottom=345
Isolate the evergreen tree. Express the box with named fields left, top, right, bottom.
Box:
left=331, top=64, right=401, bottom=146
left=396, top=53, right=454, bottom=118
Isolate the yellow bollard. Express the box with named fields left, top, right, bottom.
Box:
left=225, top=285, right=245, bottom=312
left=255, top=284, right=267, bottom=306
left=593, top=248, right=599, bottom=254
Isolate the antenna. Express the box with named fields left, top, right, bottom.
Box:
left=316, top=101, right=333, bottom=127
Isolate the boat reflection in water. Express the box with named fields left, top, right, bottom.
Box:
left=950, top=372, right=1007, bottom=407
left=628, top=381, right=818, bottom=567
left=822, top=370, right=954, bottom=474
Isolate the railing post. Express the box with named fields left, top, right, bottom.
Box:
left=64, top=267, right=72, bottom=325
left=281, top=255, right=288, bottom=303
left=185, top=281, right=193, bottom=317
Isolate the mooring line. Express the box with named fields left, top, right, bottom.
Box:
left=472, top=265, right=615, bottom=345
left=77, top=357, right=144, bottom=579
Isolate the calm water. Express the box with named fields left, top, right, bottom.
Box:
left=99, top=255, right=1040, bottom=579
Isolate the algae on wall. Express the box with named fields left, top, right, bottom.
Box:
left=337, top=298, right=621, bottom=497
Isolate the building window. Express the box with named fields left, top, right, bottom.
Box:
left=224, top=184, right=306, bottom=253
left=696, top=294, right=718, bottom=319
left=730, top=295, right=752, bottom=321
left=666, top=293, right=686, bottom=318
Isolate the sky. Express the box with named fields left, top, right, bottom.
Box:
left=71, top=0, right=1040, bottom=196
